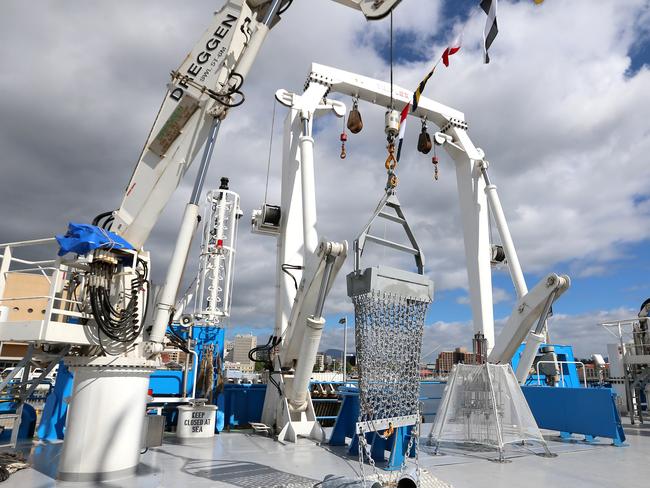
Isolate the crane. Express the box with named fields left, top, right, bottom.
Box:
left=106, top=0, right=403, bottom=354
left=0, top=0, right=403, bottom=481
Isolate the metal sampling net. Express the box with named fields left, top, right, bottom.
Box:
left=353, top=290, right=430, bottom=425
left=348, top=190, right=434, bottom=485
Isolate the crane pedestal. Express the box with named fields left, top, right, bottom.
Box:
left=57, top=356, right=156, bottom=482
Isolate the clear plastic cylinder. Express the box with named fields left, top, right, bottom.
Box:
left=194, top=188, right=241, bottom=326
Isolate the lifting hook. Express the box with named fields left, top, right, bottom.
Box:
left=385, top=143, right=397, bottom=171
left=385, top=142, right=398, bottom=190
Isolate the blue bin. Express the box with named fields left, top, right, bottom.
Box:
left=221, top=384, right=267, bottom=429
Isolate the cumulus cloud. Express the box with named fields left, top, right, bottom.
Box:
left=1, top=0, right=648, bottom=356
left=457, top=287, right=511, bottom=305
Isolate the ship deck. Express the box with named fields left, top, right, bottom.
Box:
left=6, top=419, right=650, bottom=487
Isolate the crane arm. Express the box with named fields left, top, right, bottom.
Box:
left=112, top=0, right=256, bottom=248
left=487, top=273, right=570, bottom=370
left=109, top=0, right=402, bottom=249
left=281, top=241, right=347, bottom=408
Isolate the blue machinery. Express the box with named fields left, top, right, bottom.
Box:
left=513, top=344, right=625, bottom=445
left=522, top=386, right=626, bottom=446
left=512, top=343, right=582, bottom=388
left=148, top=325, right=225, bottom=396
left=149, top=325, right=226, bottom=430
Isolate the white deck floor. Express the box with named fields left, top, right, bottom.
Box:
left=5, top=420, right=650, bottom=487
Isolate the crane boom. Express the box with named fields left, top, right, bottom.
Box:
left=110, top=0, right=402, bottom=249
left=112, top=0, right=252, bottom=248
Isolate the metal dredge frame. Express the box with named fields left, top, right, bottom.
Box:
left=347, top=191, right=434, bottom=484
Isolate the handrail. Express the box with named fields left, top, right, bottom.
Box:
left=600, top=320, right=650, bottom=353
left=0, top=240, right=58, bottom=286
left=2, top=258, right=56, bottom=267
left=600, top=318, right=644, bottom=326
left=536, top=360, right=586, bottom=388
left=624, top=340, right=650, bottom=356
left=4, top=266, right=56, bottom=278
left=0, top=238, right=56, bottom=248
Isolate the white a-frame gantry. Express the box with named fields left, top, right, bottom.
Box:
left=262, top=64, right=570, bottom=441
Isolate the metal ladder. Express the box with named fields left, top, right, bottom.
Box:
left=0, top=344, right=70, bottom=448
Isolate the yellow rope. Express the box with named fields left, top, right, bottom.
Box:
left=378, top=422, right=395, bottom=439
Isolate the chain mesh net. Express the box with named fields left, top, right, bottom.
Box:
left=428, top=363, right=547, bottom=453
left=353, top=290, right=430, bottom=426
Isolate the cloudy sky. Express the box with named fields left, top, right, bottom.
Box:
left=1, top=0, right=649, bottom=360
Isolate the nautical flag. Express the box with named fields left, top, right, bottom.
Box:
left=412, top=68, right=436, bottom=112
left=396, top=102, right=411, bottom=161
left=412, top=34, right=462, bottom=111
left=480, top=0, right=498, bottom=63
left=442, top=35, right=462, bottom=67
left=401, top=34, right=463, bottom=160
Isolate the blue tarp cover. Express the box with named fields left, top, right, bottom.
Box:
left=56, top=222, right=134, bottom=257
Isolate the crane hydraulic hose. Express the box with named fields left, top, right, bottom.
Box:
left=88, top=256, right=149, bottom=345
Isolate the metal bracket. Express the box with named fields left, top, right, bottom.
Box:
left=275, top=89, right=345, bottom=118
left=346, top=265, right=434, bottom=301
left=440, top=117, right=469, bottom=133
left=356, top=414, right=419, bottom=435
left=304, top=70, right=334, bottom=97
left=353, top=192, right=425, bottom=274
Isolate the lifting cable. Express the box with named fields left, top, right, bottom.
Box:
left=384, top=11, right=399, bottom=191
left=390, top=10, right=394, bottom=111
left=264, top=98, right=277, bottom=205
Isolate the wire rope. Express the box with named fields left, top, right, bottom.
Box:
left=264, top=99, right=277, bottom=204
left=390, top=10, right=394, bottom=110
